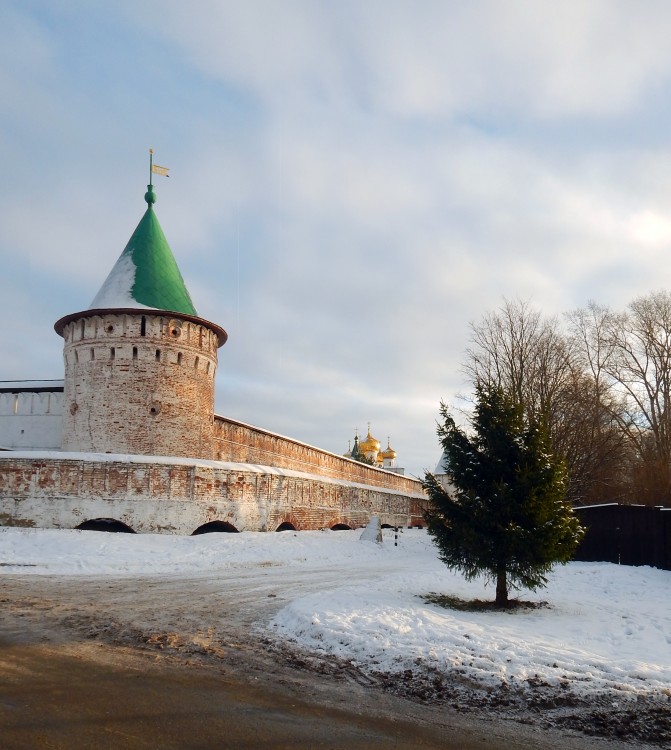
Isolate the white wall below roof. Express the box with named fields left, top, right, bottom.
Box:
left=0, top=391, right=63, bottom=450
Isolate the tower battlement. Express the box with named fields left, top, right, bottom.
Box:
left=57, top=310, right=223, bottom=458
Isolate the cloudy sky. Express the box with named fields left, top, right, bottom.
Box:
left=3, top=1, right=671, bottom=477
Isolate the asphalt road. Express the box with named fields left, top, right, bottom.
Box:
left=0, top=570, right=643, bottom=750
left=0, top=637, right=516, bottom=750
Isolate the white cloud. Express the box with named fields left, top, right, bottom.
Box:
left=628, top=209, right=671, bottom=247
left=124, top=0, right=671, bottom=120
left=5, top=1, right=671, bottom=476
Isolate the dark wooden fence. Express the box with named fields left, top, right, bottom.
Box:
left=573, top=504, right=671, bottom=570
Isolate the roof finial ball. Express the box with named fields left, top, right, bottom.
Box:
left=145, top=183, right=157, bottom=205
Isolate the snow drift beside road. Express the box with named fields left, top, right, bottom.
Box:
left=1, top=526, right=669, bottom=699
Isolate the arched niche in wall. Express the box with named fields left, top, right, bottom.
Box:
left=76, top=518, right=136, bottom=533
left=191, top=520, right=239, bottom=535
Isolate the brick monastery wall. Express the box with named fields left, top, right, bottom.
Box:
left=0, top=454, right=428, bottom=535
left=214, top=416, right=422, bottom=494
left=60, top=312, right=218, bottom=459
left=3, top=313, right=428, bottom=533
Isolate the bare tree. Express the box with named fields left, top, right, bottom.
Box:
left=565, top=302, right=632, bottom=504
left=465, top=298, right=627, bottom=504
left=550, top=367, right=631, bottom=504
left=585, top=292, right=671, bottom=505
left=465, top=299, right=573, bottom=416
left=465, top=298, right=575, bottom=431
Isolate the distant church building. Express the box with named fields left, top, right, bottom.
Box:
left=344, top=426, right=402, bottom=473
left=0, top=170, right=426, bottom=534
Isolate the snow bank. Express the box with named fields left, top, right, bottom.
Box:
left=1, top=526, right=669, bottom=699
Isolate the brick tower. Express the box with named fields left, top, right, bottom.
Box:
left=54, top=179, right=227, bottom=459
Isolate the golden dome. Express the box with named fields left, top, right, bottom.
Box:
left=359, top=428, right=380, bottom=455
left=380, top=439, right=397, bottom=460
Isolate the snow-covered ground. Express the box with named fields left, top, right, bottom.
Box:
left=1, top=526, right=669, bottom=701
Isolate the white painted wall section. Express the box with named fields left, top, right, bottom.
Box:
left=0, top=388, right=64, bottom=450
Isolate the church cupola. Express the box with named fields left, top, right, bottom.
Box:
left=359, top=425, right=381, bottom=462
left=55, top=162, right=227, bottom=459
left=380, top=438, right=397, bottom=468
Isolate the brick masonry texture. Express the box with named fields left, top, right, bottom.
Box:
left=0, top=456, right=428, bottom=534
left=61, top=313, right=218, bottom=458
left=214, top=416, right=421, bottom=494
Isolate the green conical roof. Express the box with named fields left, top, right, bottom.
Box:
left=89, top=185, right=197, bottom=316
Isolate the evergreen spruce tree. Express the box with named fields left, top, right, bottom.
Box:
left=423, top=384, right=584, bottom=607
